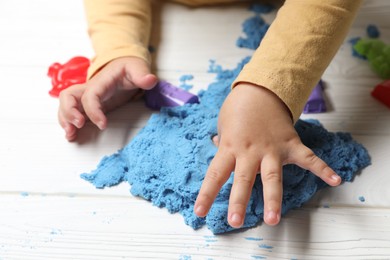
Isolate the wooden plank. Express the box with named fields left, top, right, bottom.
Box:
left=0, top=0, right=390, bottom=258
left=0, top=195, right=389, bottom=259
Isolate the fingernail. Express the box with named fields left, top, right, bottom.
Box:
left=267, top=211, right=276, bottom=220
left=331, top=174, right=341, bottom=182
left=195, top=205, right=206, bottom=216
left=266, top=211, right=279, bottom=224
left=72, top=119, right=81, bottom=128
left=231, top=213, right=242, bottom=226
left=97, top=121, right=105, bottom=130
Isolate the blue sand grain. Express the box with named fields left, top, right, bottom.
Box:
left=81, top=6, right=371, bottom=234
left=180, top=74, right=194, bottom=82
left=367, top=24, right=380, bottom=38
left=179, top=74, right=194, bottom=91
left=245, top=237, right=263, bottom=241
left=359, top=196, right=366, bottom=202
left=250, top=3, right=274, bottom=14
left=50, top=228, right=62, bottom=235
left=20, top=192, right=29, bottom=197
left=349, top=37, right=367, bottom=60
left=259, top=244, right=273, bottom=249
left=204, top=235, right=217, bottom=242
left=180, top=83, right=193, bottom=91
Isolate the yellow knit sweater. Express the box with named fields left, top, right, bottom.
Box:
left=83, top=0, right=362, bottom=122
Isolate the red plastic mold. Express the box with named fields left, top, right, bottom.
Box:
left=371, top=80, right=390, bottom=109
left=47, top=56, right=90, bottom=97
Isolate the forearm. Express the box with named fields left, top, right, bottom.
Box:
left=233, top=0, right=363, bottom=122
left=84, top=0, right=152, bottom=79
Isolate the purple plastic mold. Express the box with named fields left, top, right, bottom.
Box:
left=303, top=80, right=327, bottom=114
left=144, top=80, right=199, bottom=110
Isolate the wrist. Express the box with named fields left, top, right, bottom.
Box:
left=233, top=83, right=293, bottom=123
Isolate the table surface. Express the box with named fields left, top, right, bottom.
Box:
left=0, top=1, right=389, bottom=259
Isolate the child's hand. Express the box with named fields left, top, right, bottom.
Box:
left=194, top=83, right=341, bottom=227
left=58, top=57, right=158, bottom=141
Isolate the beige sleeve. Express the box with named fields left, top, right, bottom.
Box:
left=233, top=0, right=362, bottom=122
left=83, top=0, right=152, bottom=79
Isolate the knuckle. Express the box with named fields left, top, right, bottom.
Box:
left=58, top=105, right=71, bottom=120
left=305, top=151, right=318, bottom=163
left=234, top=173, right=254, bottom=186
left=219, top=138, right=233, bottom=150
left=205, top=167, right=226, bottom=187
left=287, top=136, right=301, bottom=146
left=197, top=192, right=214, bottom=204
left=59, top=89, right=74, bottom=102
left=262, top=171, right=281, bottom=183
left=60, top=84, right=80, bottom=97
left=306, top=153, right=327, bottom=171
left=80, top=92, right=90, bottom=106
left=58, top=90, right=68, bottom=100
left=229, top=202, right=247, bottom=213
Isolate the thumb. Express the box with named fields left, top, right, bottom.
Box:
left=124, top=60, right=158, bottom=90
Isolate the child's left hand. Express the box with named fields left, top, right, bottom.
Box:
left=194, top=83, right=341, bottom=227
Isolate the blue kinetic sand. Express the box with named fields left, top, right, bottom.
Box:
left=81, top=58, right=370, bottom=234
left=349, top=37, right=366, bottom=60
left=81, top=6, right=371, bottom=234
left=367, top=24, right=380, bottom=39
left=236, top=15, right=270, bottom=50
left=236, top=4, right=274, bottom=50
left=250, top=3, right=274, bottom=14
left=179, top=74, right=194, bottom=91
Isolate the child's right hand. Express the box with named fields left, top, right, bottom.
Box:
left=195, top=83, right=341, bottom=228
left=58, top=57, right=158, bottom=141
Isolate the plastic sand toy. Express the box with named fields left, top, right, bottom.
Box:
left=303, top=81, right=327, bottom=114
left=353, top=38, right=390, bottom=79
left=372, top=79, right=390, bottom=109
left=47, top=56, right=90, bottom=97
left=144, top=80, right=199, bottom=110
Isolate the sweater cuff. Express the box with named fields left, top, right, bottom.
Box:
left=232, top=67, right=311, bottom=123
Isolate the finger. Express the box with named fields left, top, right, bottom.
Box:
left=212, top=135, right=219, bottom=147
left=81, top=82, right=114, bottom=130
left=194, top=150, right=235, bottom=217
left=124, top=62, right=158, bottom=90
left=136, top=74, right=158, bottom=90
left=58, top=86, right=86, bottom=129
left=261, top=155, right=283, bottom=226
left=58, top=110, right=77, bottom=141
left=64, top=123, right=77, bottom=141
left=227, top=157, right=258, bottom=228
left=292, top=144, right=341, bottom=186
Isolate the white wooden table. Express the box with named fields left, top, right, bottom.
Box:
left=0, top=1, right=389, bottom=259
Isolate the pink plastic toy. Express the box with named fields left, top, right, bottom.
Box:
left=372, top=79, right=390, bottom=109
left=47, top=56, right=90, bottom=97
